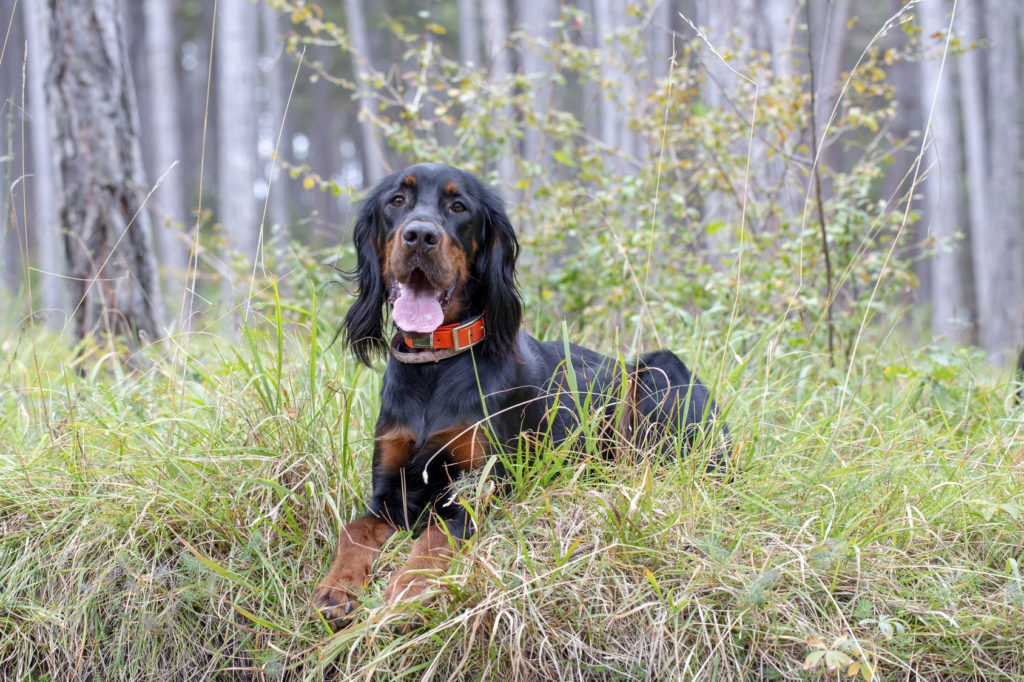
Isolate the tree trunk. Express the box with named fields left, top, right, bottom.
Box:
left=516, top=0, right=555, bottom=206
left=593, top=0, right=639, bottom=164
left=1, top=6, right=26, bottom=293
left=918, top=0, right=972, bottom=345
left=216, top=0, right=260, bottom=307
left=24, top=0, right=66, bottom=320
left=344, top=0, right=385, bottom=185
left=309, top=44, right=337, bottom=224
left=260, top=0, right=291, bottom=242
left=978, top=0, right=1023, bottom=362
left=459, top=0, right=480, bottom=66
left=45, top=0, right=164, bottom=346
left=808, top=0, right=850, bottom=174
left=761, top=0, right=795, bottom=79
left=481, top=0, right=516, bottom=192
left=693, top=0, right=751, bottom=244
left=959, top=0, right=988, bottom=344
left=143, top=0, right=189, bottom=302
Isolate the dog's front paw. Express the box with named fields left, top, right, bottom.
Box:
left=383, top=567, right=434, bottom=605
left=311, top=580, right=361, bottom=624
left=382, top=569, right=436, bottom=633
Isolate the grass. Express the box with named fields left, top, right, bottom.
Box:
left=1, top=291, right=1023, bottom=681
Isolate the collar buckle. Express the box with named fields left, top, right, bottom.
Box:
left=450, top=314, right=483, bottom=351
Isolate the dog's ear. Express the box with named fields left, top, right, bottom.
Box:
left=475, top=190, right=523, bottom=360
left=342, top=194, right=388, bottom=366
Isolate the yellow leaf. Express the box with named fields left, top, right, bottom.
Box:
left=302, top=176, right=316, bottom=190
left=425, top=22, right=447, bottom=35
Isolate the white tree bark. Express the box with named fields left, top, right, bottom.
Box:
left=345, top=0, right=386, bottom=185
left=260, top=0, right=291, bottom=242
left=481, top=0, right=516, bottom=191
left=761, top=0, right=795, bottom=79
left=45, top=0, right=164, bottom=345
left=978, top=0, right=1023, bottom=361
left=593, top=0, right=639, bottom=163
left=693, top=0, right=752, bottom=242
left=459, top=0, right=480, bottom=66
left=24, top=0, right=66, bottom=320
left=918, top=0, right=971, bottom=345
left=517, top=1, right=554, bottom=169
left=216, top=0, right=260, bottom=306
left=143, top=0, right=188, bottom=299
left=958, top=0, right=988, bottom=341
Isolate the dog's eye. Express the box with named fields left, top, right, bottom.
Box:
left=451, top=201, right=466, bottom=213
left=389, top=195, right=405, bottom=207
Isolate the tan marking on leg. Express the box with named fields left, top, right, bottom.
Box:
left=430, top=423, right=487, bottom=473
left=383, top=523, right=457, bottom=605
left=312, top=517, right=396, bottom=622
left=376, top=427, right=416, bottom=474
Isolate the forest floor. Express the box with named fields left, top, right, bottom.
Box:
left=1, top=305, right=1023, bottom=681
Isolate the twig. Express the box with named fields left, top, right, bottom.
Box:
left=806, top=0, right=836, bottom=365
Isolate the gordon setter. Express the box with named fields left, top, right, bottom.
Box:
left=312, top=163, right=728, bottom=623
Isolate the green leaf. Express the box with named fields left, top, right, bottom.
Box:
left=803, top=649, right=826, bottom=669
left=552, top=150, right=576, bottom=167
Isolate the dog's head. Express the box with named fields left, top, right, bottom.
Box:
left=342, top=163, right=522, bottom=366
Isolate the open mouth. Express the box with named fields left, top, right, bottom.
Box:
left=389, top=269, right=454, bottom=334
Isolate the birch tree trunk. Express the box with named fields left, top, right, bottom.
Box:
left=260, top=0, right=290, bottom=240
left=344, top=0, right=385, bottom=185
left=517, top=0, right=555, bottom=212
left=978, top=0, right=1023, bottom=362
left=309, top=45, right=338, bottom=225
left=959, top=0, right=989, bottom=344
left=481, top=0, right=516, bottom=192
left=808, top=0, right=850, bottom=174
left=517, top=2, right=554, bottom=168
left=45, top=0, right=164, bottom=346
left=918, top=0, right=972, bottom=345
left=459, top=0, right=480, bottom=66
left=593, top=0, right=639, bottom=164
left=24, top=0, right=66, bottom=320
left=217, top=0, right=260, bottom=309
left=143, top=0, right=188, bottom=299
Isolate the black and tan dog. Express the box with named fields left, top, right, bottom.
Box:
left=312, top=163, right=727, bottom=622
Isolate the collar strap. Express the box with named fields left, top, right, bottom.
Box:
left=401, top=312, right=486, bottom=353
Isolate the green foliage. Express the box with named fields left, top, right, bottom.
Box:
left=276, top=1, right=919, bottom=364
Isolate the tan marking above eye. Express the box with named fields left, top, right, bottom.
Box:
left=402, top=175, right=417, bottom=187
left=444, top=182, right=459, bottom=195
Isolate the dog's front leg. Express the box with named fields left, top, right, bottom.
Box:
left=312, top=516, right=396, bottom=622
left=383, top=505, right=474, bottom=620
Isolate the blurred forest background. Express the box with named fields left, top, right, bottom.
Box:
left=1, top=0, right=1021, bottom=367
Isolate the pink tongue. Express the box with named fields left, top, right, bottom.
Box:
left=393, top=286, right=444, bottom=333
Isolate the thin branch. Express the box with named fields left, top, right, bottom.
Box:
left=806, top=0, right=836, bottom=365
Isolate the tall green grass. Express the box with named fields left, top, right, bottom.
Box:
left=1, top=287, right=1022, bottom=680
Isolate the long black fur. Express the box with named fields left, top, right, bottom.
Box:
left=342, top=183, right=390, bottom=366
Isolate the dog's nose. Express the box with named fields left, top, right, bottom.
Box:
left=402, top=221, right=441, bottom=252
